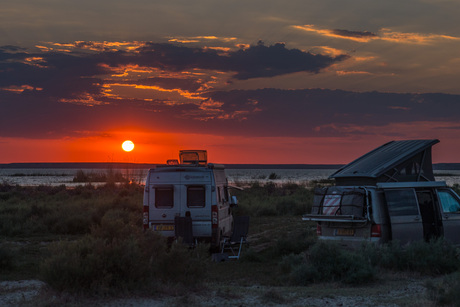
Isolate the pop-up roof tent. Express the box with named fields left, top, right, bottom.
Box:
left=330, top=139, right=439, bottom=186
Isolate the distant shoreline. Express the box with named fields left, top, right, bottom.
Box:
left=1, top=162, right=459, bottom=170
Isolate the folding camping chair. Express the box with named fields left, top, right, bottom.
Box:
left=174, top=216, right=195, bottom=247
left=221, top=216, right=250, bottom=259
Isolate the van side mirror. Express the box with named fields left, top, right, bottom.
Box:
left=230, top=195, right=238, bottom=207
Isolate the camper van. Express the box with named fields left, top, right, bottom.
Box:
left=143, top=150, right=237, bottom=248
left=303, top=140, right=460, bottom=247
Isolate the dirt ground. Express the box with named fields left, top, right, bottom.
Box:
left=0, top=276, right=434, bottom=307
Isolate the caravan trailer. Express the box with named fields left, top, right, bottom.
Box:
left=143, top=150, right=238, bottom=248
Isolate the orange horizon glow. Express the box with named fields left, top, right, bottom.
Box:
left=1, top=131, right=460, bottom=165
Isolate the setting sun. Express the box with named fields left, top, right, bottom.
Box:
left=122, top=140, right=135, bottom=152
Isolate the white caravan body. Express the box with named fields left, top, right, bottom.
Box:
left=143, top=150, right=235, bottom=248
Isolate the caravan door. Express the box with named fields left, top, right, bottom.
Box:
left=384, top=189, right=424, bottom=244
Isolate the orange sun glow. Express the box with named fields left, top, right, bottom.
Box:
left=122, top=140, right=135, bottom=152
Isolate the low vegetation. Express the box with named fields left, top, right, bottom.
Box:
left=72, top=169, right=129, bottom=183
left=1, top=181, right=460, bottom=305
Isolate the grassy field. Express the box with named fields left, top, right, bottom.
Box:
left=1, top=181, right=460, bottom=306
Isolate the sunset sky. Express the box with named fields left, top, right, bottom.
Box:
left=1, top=0, right=460, bottom=164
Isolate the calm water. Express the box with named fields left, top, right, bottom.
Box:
left=1, top=168, right=460, bottom=187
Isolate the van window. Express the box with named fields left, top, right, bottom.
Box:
left=385, top=189, right=419, bottom=216
left=187, top=185, right=205, bottom=207
left=438, top=190, right=460, bottom=213
left=155, top=187, right=174, bottom=208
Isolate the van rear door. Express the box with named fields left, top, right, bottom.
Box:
left=148, top=171, right=182, bottom=236
left=180, top=171, right=212, bottom=238
left=383, top=188, right=424, bottom=244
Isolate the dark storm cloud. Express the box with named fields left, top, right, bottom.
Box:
left=200, top=89, right=460, bottom=137
left=3, top=41, right=457, bottom=141
left=0, top=45, right=27, bottom=52
left=137, top=41, right=349, bottom=79
left=0, top=49, right=109, bottom=98
left=0, top=41, right=348, bottom=95
left=2, top=85, right=460, bottom=139
left=331, top=29, right=377, bottom=39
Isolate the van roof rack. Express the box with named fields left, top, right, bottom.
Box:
left=179, top=150, right=207, bottom=166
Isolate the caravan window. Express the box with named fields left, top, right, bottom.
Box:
left=155, top=186, right=174, bottom=209
left=187, top=185, right=205, bottom=207
left=438, top=190, right=460, bottom=213
left=384, top=189, right=419, bottom=216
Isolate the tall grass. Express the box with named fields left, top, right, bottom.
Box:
left=363, top=239, right=460, bottom=275
left=279, top=241, right=376, bottom=285
left=40, top=228, right=208, bottom=294
left=0, top=183, right=143, bottom=237
left=73, top=169, right=129, bottom=183
left=426, top=272, right=460, bottom=306
left=278, top=239, right=460, bottom=286
left=232, top=182, right=314, bottom=217
left=3, top=181, right=460, bottom=301
left=0, top=244, right=14, bottom=272
left=34, top=182, right=207, bottom=294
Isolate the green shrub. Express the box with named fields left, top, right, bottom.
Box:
left=0, top=183, right=143, bottom=237
left=240, top=248, right=265, bottom=263
left=232, top=183, right=314, bottom=217
left=279, top=253, right=304, bottom=274
left=0, top=244, right=14, bottom=271
left=40, top=219, right=208, bottom=294
left=426, top=272, right=460, bottom=306
left=279, top=241, right=375, bottom=285
left=273, top=228, right=315, bottom=256
left=362, top=239, right=459, bottom=275
left=73, top=170, right=129, bottom=183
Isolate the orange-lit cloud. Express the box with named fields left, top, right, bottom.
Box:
left=293, top=25, right=378, bottom=42
left=379, top=28, right=460, bottom=44
left=0, top=85, right=43, bottom=93
left=100, top=83, right=206, bottom=104
left=2, top=40, right=460, bottom=164
left=168, top=36, right=237, bottom=44
left=49, top=41, right=147, bottom=52
left=59, top=93, right=105, bottom=106
left=336, top=70, right=373, bottom=76
left=294, top=24, right=460, bottom=45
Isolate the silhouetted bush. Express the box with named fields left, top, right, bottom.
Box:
left=0, top=183, right=143, bottom=237
left=426, top=272, right=460, bottom=306
left=40, top=223, right=208, bottom=294
left=364, top=239, right=460, bottom=275
left=279, top=241, right=376, bottom=285
left=0, top=244, right=14, bottom=271
left=273, top=227, right=316, bottom=256
left=73, top=170, right=128, bottom=183
left=232, top=183, right=313, bottom=217
left=280, top=239, right=460, bottom=286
